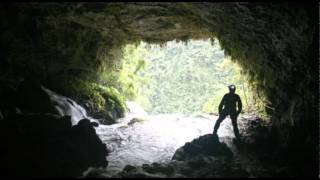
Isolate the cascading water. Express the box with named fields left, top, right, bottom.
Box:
left=42, top=86, right=241, bottom=176
left=41, top=86, right=96, bottom=125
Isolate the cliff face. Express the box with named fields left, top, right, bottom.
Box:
left=0, top=2, right=317, bottom=176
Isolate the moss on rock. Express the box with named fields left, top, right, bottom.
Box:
left=48, top=76, right=127, bottom=124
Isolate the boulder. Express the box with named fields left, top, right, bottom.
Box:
left=0, top=114, right=109, bottom=177
left=91, top=111, right=117, bottom=125
left=172, top=134, right=233, bottom=161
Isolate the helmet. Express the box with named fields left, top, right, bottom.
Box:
left=228, top=85, right=236, bottom=91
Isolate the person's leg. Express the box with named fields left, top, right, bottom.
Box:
left=213, top=112, right=227, bottom=134
left=230, top=113, right=240, bottom=139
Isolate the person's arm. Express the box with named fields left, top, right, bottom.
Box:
left=237, top=95, right=242, bottom=114
left=218, top=95, right=225, bottom=114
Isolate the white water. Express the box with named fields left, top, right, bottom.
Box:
left=42, top=87, right=241, bottom=176
left=42, top=86, right=99, bottom=125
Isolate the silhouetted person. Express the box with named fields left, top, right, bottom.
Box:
left=213, top=85, right=242, bottom=139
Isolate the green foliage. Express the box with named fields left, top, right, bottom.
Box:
left=49, top=42, right=149, bottom=119
left=52, top=76, right=126, bottom=116
left=132, top=39, right=266, bottom=115
left=98, top=85, right=128, bottom=114
left=118, top=44, right=149, bottom=100
left=99, top=43, right=150, bottom=106
left=201, top=57, right=267, bottom=116
left=53, top=77, right=103, bottom=110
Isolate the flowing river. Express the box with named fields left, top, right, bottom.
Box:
left=42, top=87, right=245, bottom=176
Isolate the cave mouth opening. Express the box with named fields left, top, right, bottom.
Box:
left=0, top=3, right=316, bottom=178
left=88, top=38, right=270, bottom=175
left=114, top=38, right=265, bottom=117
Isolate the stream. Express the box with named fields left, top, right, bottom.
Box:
left=43, top=87, right=247, bottom=176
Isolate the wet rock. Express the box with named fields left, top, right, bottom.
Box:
left=115, top=164, right=163, bottom=178
left=0, top=114, right=109, bottom=177
left=109, top=134, right=248, bottom=178
left=81, top=99, right=121, bottom=125
left=123, top=165, right=138, bottom=172
left=178, top=156, right=248, bottom=178
left=85, top=170, right=108, bottom=178
left=172, top=134, right=233, bottom=161
left=142, top=163, right=174, bottom=176
left=113, top=154, right=249, bottom=178
left=128, top=117, right=146, bottom=126
left=71, top=119, right=108, bottom=169
left=93, top=112, right=117, bottom=125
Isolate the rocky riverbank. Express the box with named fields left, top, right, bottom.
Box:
left=0, top=80, right=109, bottom=177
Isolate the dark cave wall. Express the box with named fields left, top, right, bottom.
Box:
left=196, top=3, right=317, bottom=145
left=0, top=3, right=112, bottom=80
left=0, top=2, right=317, bottom=156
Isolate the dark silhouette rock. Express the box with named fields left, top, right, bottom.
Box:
left=71, top=119, right=108, bottom=168
left=0, top=80, right=19, bottom=119
left=113, top=140, right=246, bottom=178
left=16, top=78, right=57, bottom=114
left=172, top=134, right=233, bottom=161
left=0, top=114, right=109, bottom=177
left=142, top=163, right=175, bottom=176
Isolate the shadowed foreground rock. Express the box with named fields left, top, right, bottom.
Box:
left=0, top=114, right=109, bottom=177
left=172, top=134, right=233, bottom=161
left=85, top=134, right=248, bottom=178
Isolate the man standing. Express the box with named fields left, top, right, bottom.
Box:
left=213, top=85, right=242, bottom=139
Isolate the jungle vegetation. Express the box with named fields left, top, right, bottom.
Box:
left=103, top=39, right=267, bottom=116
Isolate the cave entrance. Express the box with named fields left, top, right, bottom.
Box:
left=119, top=38, right=260, bottom=116
left=98, top=39, right=266, bottom=172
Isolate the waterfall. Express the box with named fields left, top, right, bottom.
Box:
left=41, top=86, right=149, bottom=126
left=41, top=86, right=95, bottom=125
